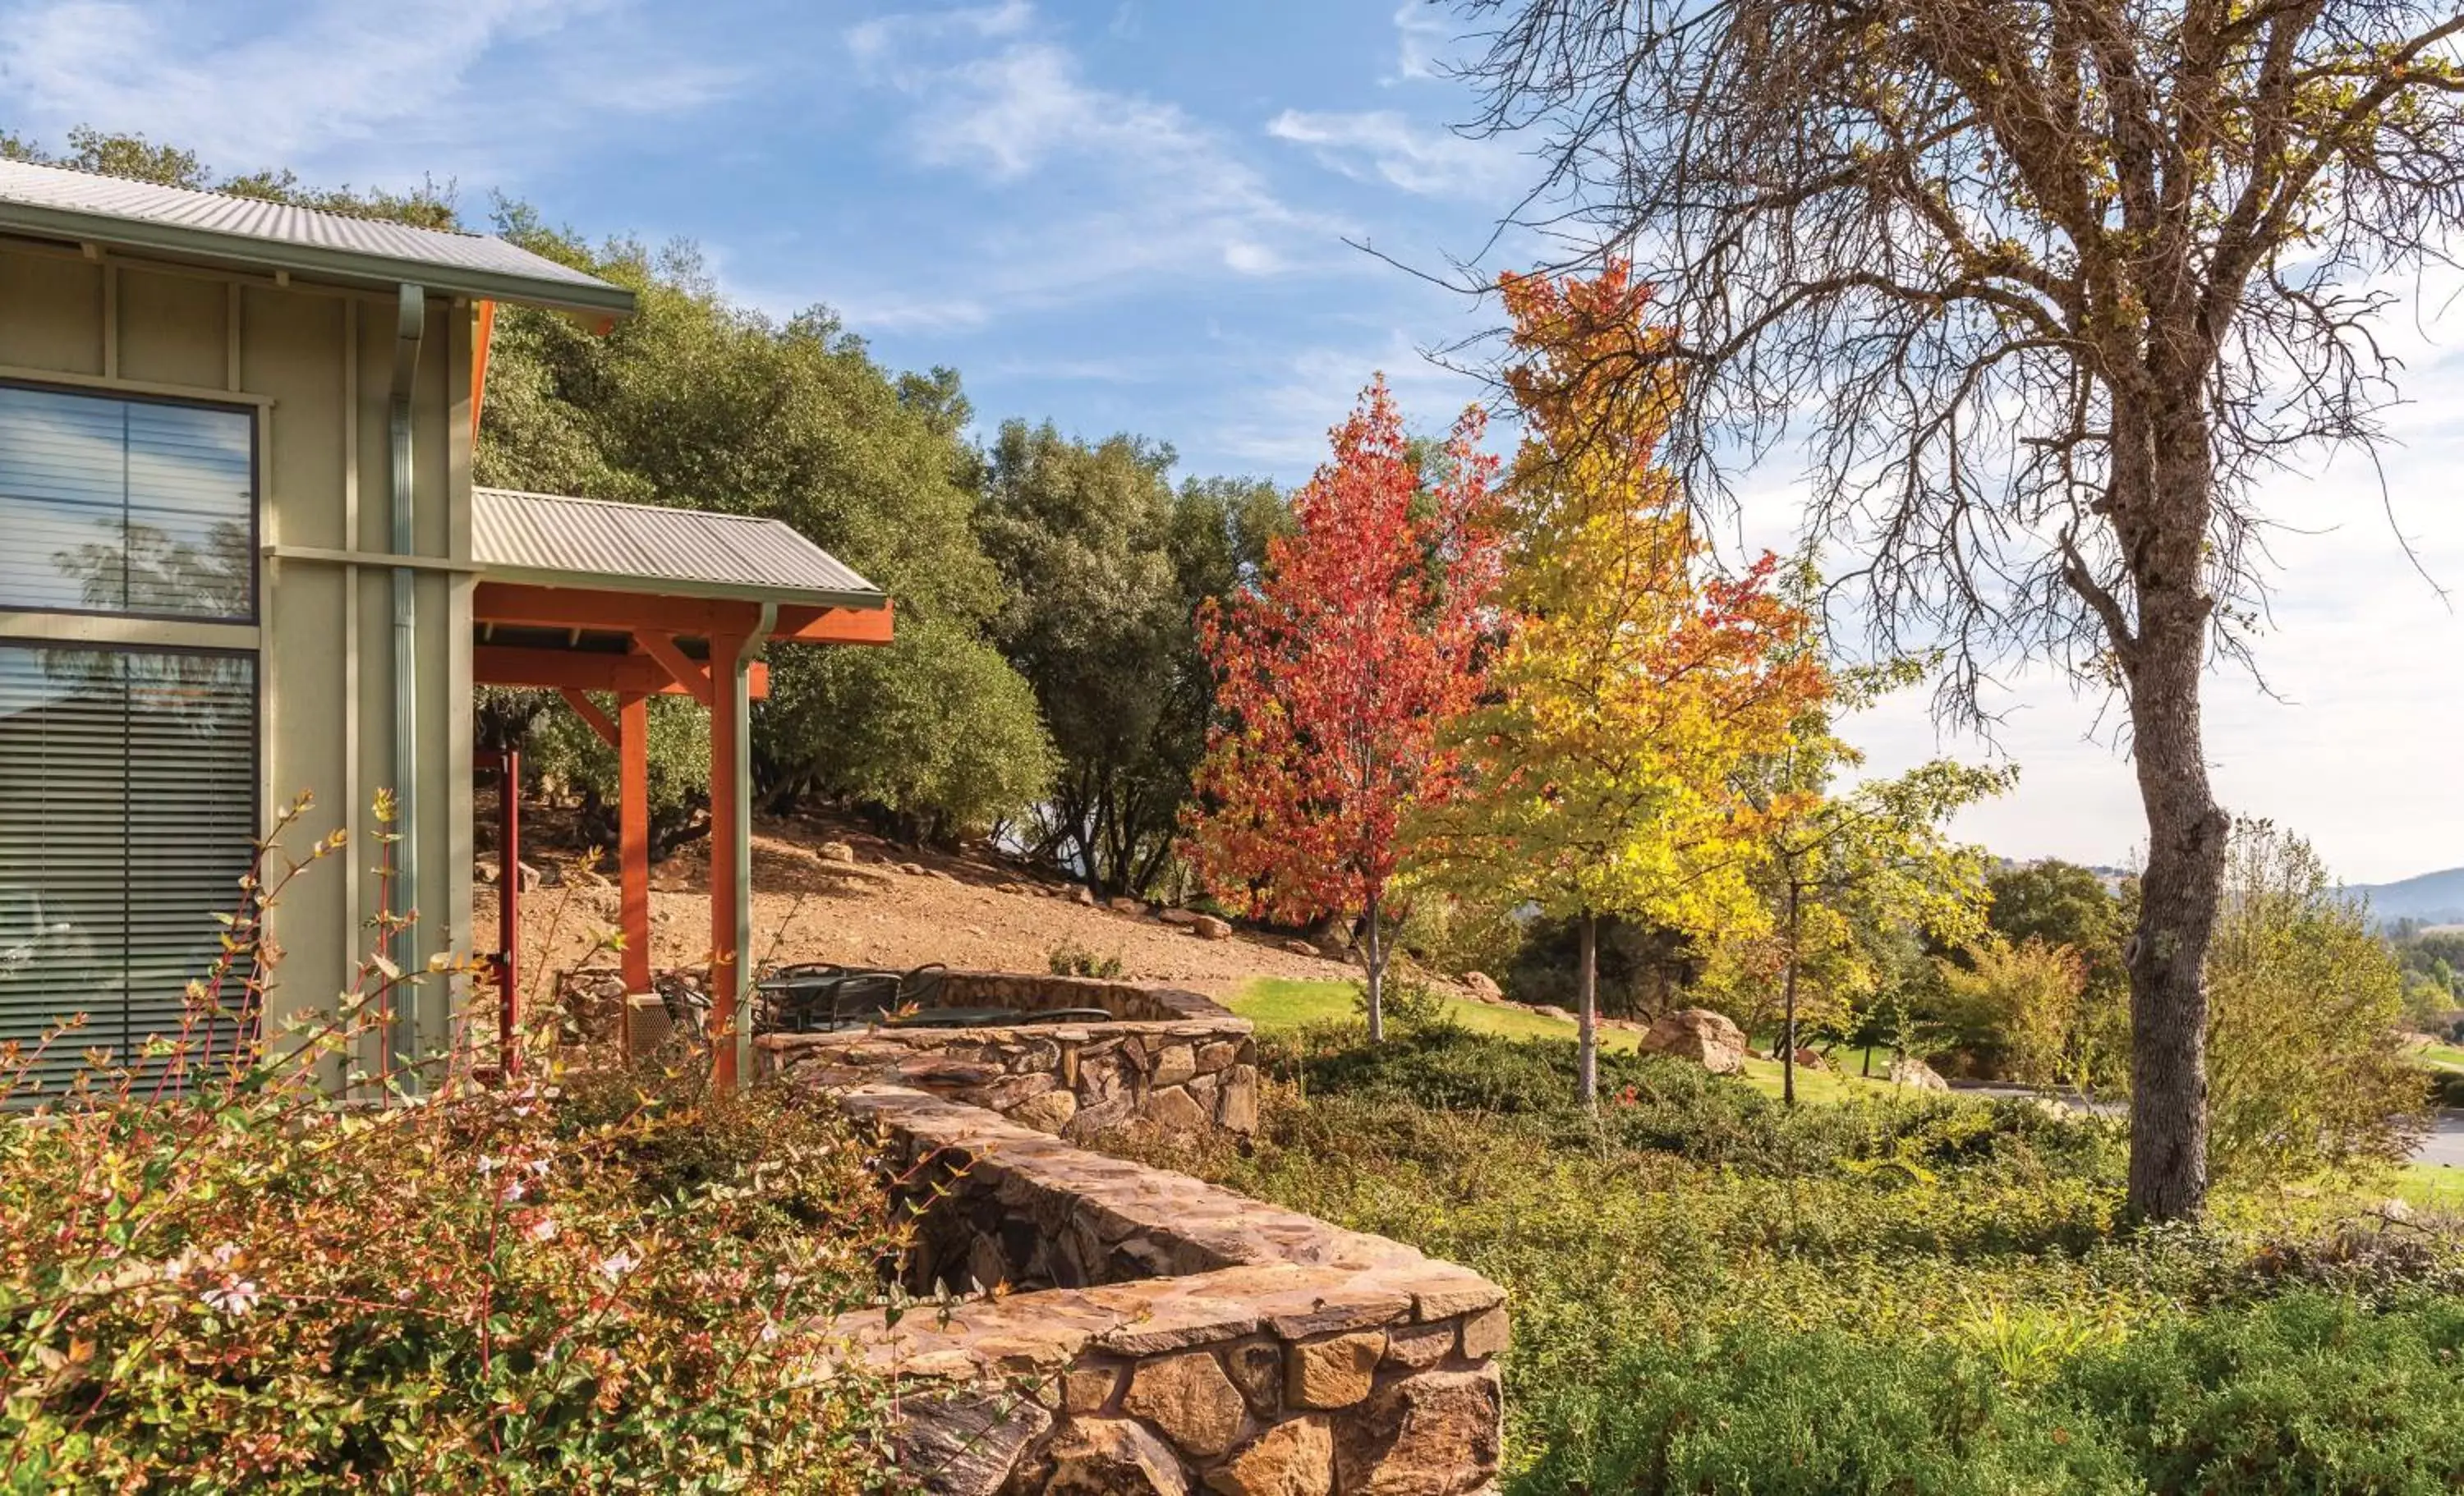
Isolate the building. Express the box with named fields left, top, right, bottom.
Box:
left=0, top=158, right=892, bottom=1098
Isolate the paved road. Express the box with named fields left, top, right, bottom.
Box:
left=1951, top=1084, right=2464, bottom=1168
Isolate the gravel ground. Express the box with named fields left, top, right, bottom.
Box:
left=471, top=815, right=1366, bottom=1002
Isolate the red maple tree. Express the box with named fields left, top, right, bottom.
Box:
left=1184, top=376, right=1504, bottom=1039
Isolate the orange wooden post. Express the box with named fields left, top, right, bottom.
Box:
left=617, top=691, right=652, bottom=1002
left=707, top=632, right=749, bottom=1094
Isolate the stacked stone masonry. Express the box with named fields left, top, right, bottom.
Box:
left=753, top=972, right=1258, bottom=1141
left=830, top=1086, right=1507, bottom=1496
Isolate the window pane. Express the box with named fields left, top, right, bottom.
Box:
left=0, top=645, right=255, bottom=1096
left=0, top=386, right=255, bottom=621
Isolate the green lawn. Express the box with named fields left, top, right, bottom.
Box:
left=2397, top=1162, right=2464, bottom=1212
left=1228, top=976, right=1893, bottom=1105
left=2415, top=1041, right=2464, bottom=1073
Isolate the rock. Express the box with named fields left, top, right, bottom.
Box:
left=1110, top=897, right=1147, bottom=915
left=1382, top=1324, right=1455, bottom=1371
left=893, top=1388, right=1052, bottom=1496
left=1205, top=1416, right=1335, bottom=1496
left=818, top=840, right=857, bottom=864
left=1223, top=1338, right=1285, bottom=1416
left=1197, top=1040, right=1241, bottom=1072
left=1041, top=1417, right=1190, bottom=1496
left=1639, top=1007, right=1747, bottom=1074
left=1461, top=971, right=1502, bottom=1002
left=1790, top=1046, right=1829, bottom=1072
left=1288, top=1330, right=1384, bottom=1409
left=1161, top=907, right=1202, bottom=927
left=514, top=860, right=544, bottom=892
left=1331, top=1365, right=1501, bottom=1496
left=1458, top=1306, right=1509, bottom=1361
left=1064, top=1361, right=1125, bottom=1415
left=1123, top=1350, right=1248, bottom=1458
left=1532, top=1004, right=1574, bottom=1022
left=1193, top=915, right=1234, bottom=940
left=1218, top=1067, right=1260, bottom=1134
left=1074, top=886, right=1098, bottom=906
left=896, top=1053, right=1005, bottom=1089
left=1010, top=1088, right=1079, bottom=1135
left=1141, top=1085, right=1212, bottom=1134
left=1152, top=1044, right=1199, bottom=1088
left=474, top=857, right=499, bottom=886
left=1888, top=1055, right=1951, bottom=1091
left=1282, top=939, right=1320, bottom=957
left=899, top=860, right=927, bottom=876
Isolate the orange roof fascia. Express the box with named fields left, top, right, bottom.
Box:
left=471, top=299, right=497, bottom=448
left=474, top=644, right=768, bottom=700
left=775, top=599, right=895, bottom=645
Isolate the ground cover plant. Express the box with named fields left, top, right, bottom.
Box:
left=1123, top=1027, right=2464, bottom=1494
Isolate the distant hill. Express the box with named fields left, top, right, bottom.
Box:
left=2349, top=867, right=2464, bottom=927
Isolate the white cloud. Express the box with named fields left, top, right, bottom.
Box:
left=1389, top=2, right=1453, bottom=82
left=839, top=2, right=1345, bottom=311
left=0, top=0, right=738, bottom=186
left=1266, top=108, right=1519, bottom=198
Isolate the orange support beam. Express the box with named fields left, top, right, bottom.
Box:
left=474, top=646, right=766, bottom=700
left=632, top=630, right=713, bottom=706
left=559, top=686, right=620, bottom=747
left=707, top=630, right=750, bottom=1094
left=618, top=691, right=652, bottom=1001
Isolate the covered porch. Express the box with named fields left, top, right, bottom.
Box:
left=468, top=487, right=892, bottom=1088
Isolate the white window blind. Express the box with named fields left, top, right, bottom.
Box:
left=0, top=645, right=256, bottom=1096
left=0, top=383, right=255, bottom=620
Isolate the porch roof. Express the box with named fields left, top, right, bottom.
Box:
left=472, top=488, right=886, bottom=612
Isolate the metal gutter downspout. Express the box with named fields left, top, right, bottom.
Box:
left=388, top=283, right=425, bottom=1075
left=728, top=602, right=775, bottom=1089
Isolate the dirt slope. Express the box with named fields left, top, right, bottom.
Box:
left=472, top=815, right=1362, bottom=1001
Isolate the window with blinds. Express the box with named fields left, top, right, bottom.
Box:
left=0, top=383, right=255, bottom=622
left=0, top=382, right=260, bottom=1099
left=0, top=646, right=256, bottom=1094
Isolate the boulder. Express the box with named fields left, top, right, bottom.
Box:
left=1193, top=915, right=1234, bottom=940
left=1110, top=897, right=1148, bottom=915
left=817, top=840, right=857, bottom=864
left=1639, top=1007, right=1747, bottom=1074
left=1205, top=1416, right=1335, bottom=1496
left=1888, top=1055, right=1951, bottom=1091
left=1790, top=1046, right=1829, bottom=1072
left=899, top=860, right=927, bottom=876
left=1282, top=939, right=1320, bottom=957
left=1010, top=1089, right=1079, bottom=1135
left=1461, top=971, right=1502, bottom=1002
left=1074, top=886, right=1098, bottom=906
left=1161, top=907, right=1202, bottom=927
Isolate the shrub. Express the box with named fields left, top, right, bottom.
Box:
left=1047, top=938, right=1123, bottom=979
left=1349, top=973, right=1459, bottom=1038
left=0, top=805, right=903, bottom=1496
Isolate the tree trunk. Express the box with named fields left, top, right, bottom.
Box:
left=1781, top=880, right=1801, bottom=1108
left=1363, top=888, right=1386, bottom=1044
left=2122, top=598, right=2229, bottom=1223
left=1577, top=911, right=1599, bottom=1110
left=2113, top=398, right=2232, bottom=1224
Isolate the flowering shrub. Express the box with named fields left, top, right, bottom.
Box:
left=0, top=796, right=905, bottom=1492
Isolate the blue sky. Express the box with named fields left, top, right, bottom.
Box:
left=7, top=0, right=2464, bottom=883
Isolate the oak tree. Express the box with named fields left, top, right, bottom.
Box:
left=1456, top=0, right=2464, bottom=1217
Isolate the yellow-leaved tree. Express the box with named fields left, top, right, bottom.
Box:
left=1410, top=264, right=1827, bottom=1107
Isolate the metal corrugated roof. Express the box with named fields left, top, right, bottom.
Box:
left=0, top=158, right=633, bottom=316
left=472, top=488, right=886, bottom=608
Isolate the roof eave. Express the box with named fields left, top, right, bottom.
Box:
left=476, top=561, right=890, bottom=613
left=0, top=201, right=637, bottom=319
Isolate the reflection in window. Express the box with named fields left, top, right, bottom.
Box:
left=0, top=385, right=255, bottom=621
left=0, top=645, right=256, bottom=1094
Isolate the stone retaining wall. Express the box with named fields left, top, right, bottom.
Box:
left=832, top=1086, right=1506, bottom=1496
